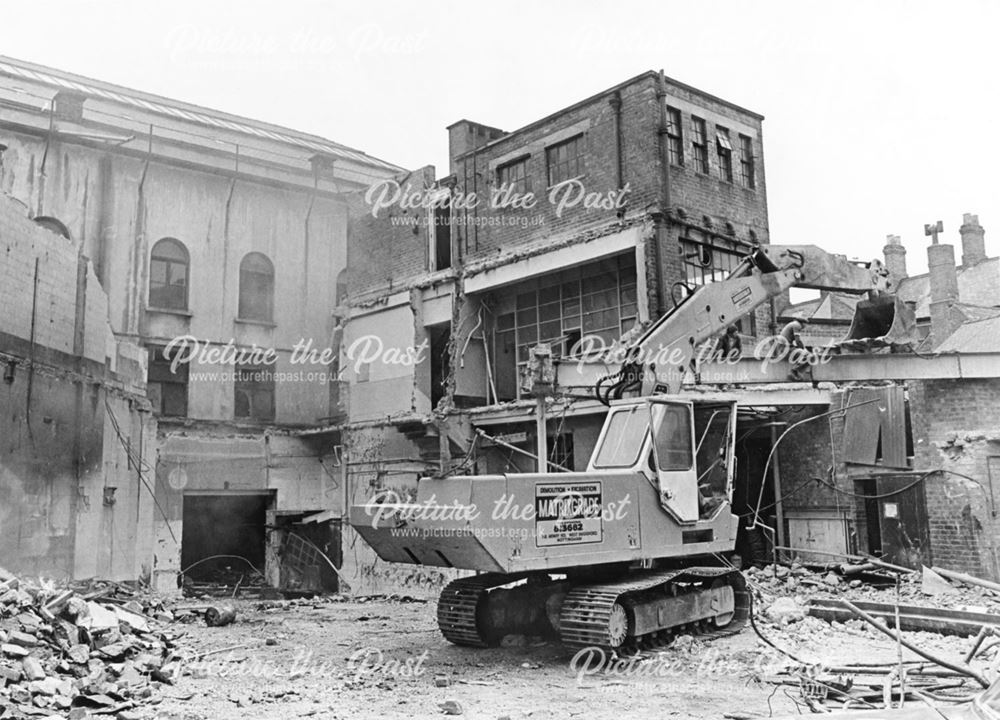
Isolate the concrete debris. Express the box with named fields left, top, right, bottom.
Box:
left=765, top=597, right=807, bottom=625
left=922, top=566, right=959, bottom=596
left=0, top=567, right=190, bottom=718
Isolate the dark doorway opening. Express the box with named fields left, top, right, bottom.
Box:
left=428, top=325, right=450, bottom=409
left=181, top=493, right=271, bottom=586
left=733, top=428, right=775, bottom=567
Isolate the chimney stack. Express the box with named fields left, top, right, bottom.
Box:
left=960, top=213, right=987, bottom=267
left=927, top=228, right=959, bottom=346
left=882, top=234, right=907, bottom=284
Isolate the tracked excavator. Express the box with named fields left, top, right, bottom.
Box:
left=349, top=243, right=917, bottom=652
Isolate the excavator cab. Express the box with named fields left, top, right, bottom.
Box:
left=589, top=397, right=738, bottom=525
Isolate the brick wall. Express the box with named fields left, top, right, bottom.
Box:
left=346, top=73, right=771, bottom=313
left=909, top=379, right=1000, bottom=578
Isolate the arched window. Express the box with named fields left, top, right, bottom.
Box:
left=34, top=216, right=71, bottom=240
left=239, top=252, right=274, bottom=322
left=149, top=238, right=189, bottom=310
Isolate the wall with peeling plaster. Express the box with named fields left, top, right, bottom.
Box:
left=0, top=131, right=348, bottom=425
left=0, top=192, right=154, bottom=580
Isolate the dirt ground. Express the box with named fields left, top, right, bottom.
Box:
left=149, top=595, right=981, bottom=720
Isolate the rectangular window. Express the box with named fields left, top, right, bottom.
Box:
left=234, top=363, right=275, bottom=421
left=716, top=126, right=733, bottom=182
left=739, top=134, right=755, bottom=189
left=681, top=234, right=755, bottom=335
left=491, top=254, right=637, bottom=400
left=690, top=117, right=708, bottom=174
left=652, top=403, right=693, bottom=472
left=546, top=135, right=585, bottom=187
left=666, top=106, right=683, bottom=166
left=147, top=346, right=188, bottom=417
left=593, top=406, right=648, bottom=468
left=497, top=156, right=530, bottom=196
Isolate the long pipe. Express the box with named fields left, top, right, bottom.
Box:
left=840, top=598, right=989, bottom=688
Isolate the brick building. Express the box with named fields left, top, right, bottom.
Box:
left=339, top=71, right=778, bottom=592
left=770, top=217, right=1000, bottom=579
left=0, top=56, right=400, bottom=591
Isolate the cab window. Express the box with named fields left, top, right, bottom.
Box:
left=593, top=406, right=648, bottom=468
left=652, top=403, right=693, bottom=471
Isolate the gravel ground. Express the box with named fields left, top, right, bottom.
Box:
left=149, top=593, right=986, bottom=720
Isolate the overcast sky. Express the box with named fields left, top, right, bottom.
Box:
left=5, top=0, right=998, bottom=276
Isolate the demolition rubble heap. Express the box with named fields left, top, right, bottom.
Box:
left=0, top=567, right=192, bottom=718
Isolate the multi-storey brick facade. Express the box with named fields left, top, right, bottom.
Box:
left=340, top=72, right=776, bottom=593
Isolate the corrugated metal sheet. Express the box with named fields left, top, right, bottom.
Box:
left=880, top=385, right=908, bottom=469
left=841, top=387, right=909, bottom=469
left=0, top=57, right=401, bottom=172
left=842, top=388, right=881, bottom=465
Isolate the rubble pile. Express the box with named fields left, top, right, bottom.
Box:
left=747, top=561, right=1000, bottom=609
left=0, top=567, right=187, bottom=719
left=748, top=561, right=1000, bottom=712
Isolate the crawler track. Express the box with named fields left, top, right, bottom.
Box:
left=437, top=567, right=748, bottom=652
left=558, top=567, right=748, bottom=652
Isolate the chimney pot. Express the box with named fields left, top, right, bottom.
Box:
left=960, top=212, right=987, bottom=267
left=883, top=234, right=907, bottom=280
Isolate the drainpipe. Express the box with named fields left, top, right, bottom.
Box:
left=609, top=90, right=624, bottom=190
left=656, top=71, right=673, bottom=216
left=653, top=71, right=673, bottom=317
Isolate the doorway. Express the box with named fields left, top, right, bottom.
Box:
left=181, top=492, right=273, bottom=586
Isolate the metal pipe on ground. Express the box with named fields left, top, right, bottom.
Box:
left=932, top=566, right=1000, bottom=594
left=839, top=598, right=989, bottom=688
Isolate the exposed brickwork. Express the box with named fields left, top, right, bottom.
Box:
left=909, top=379, right=1000, bottom=578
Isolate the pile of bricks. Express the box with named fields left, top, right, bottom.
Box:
left=0, top=567, right=185, bottom=719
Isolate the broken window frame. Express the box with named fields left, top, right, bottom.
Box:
left=666, top=106, right=684, bottom=166
left=716, top=126, right=733, bottom=182
left=238, top=252, right=275, bottom=323
left=234, top=362, right=276, bottom=421
left=680, top=233, right=755, bottom=336
left=491, top=255, right=638, bottom=401
left=546, top=134, right=585, bottom=187
left=147, top=345, right=189, bottom=417
left=691, top=116, right=709, bottom=174
left=149, top=237, right=189, bottom=311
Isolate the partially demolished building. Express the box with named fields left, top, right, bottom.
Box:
left=0, top=56, right=400, bottom=592
left=339, top=71, right=782, bottom=591
left=340, top=74, right=1000, bottom=593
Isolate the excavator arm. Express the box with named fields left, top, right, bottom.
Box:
left=588, top=244, right=915, bottom=402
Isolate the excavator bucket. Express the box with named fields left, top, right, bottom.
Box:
left=839, top=295, right=918, bottom=350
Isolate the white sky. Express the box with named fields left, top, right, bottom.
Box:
left=5, top=0, right=998, bottom=276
